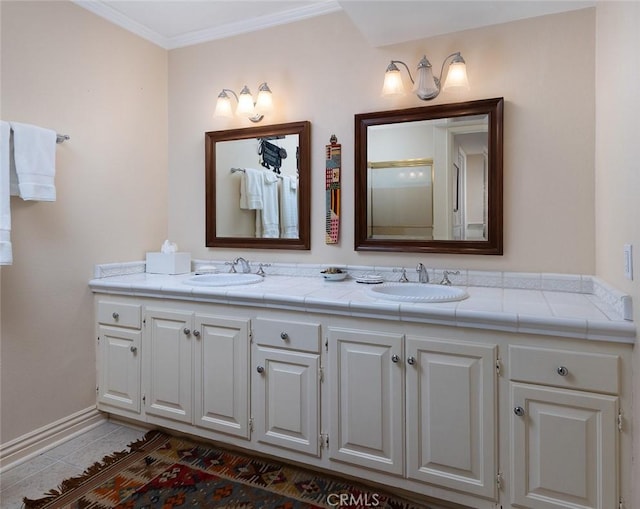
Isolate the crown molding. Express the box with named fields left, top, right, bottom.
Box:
left=169, top=1, right=342, bottom=49
left=73, top=0, right=171, bottom=48
left=73, top=1, right=342, bottom=50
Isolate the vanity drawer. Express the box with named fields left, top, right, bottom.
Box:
left=253, top=317, right=321, bottom=353
left=97, top=300, right=142, bottom=330
left=509, top=345, right=619, bottom=395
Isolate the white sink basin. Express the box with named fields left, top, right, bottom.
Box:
left=368, top=283, right=468, bottom=303
left=184, top=273, right=264, bottom=287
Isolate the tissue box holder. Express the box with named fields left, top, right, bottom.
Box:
left=146, top=252, right=191, bottom=274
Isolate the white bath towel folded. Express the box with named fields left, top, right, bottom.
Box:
left=258, top=171, right=280, bottom=238
left=240, top=168, right=263, bottom=210
left=279, top=175, right=298, bottom=238
left=0, top=121, right=13, bottom=265
left=9, top=121, right=57, bottom=201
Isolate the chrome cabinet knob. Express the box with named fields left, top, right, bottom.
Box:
left=130, top=346, right=137, bottom=353
left=557, top=366, right=568, bottom=376
left=514, top=406, right=525, bottom=417
left=192, top=330, right=200, bottom=338
left=280, top=332, right=289, bottom=340
left=391, top=354, right=399, bottom=363
left=256, top=365, right=265, bottom=374
left=183, top=328, right=191, bottom=335
left=407, top=356, right=416, bottom=365
left=112, top=312, right=119, bottom=320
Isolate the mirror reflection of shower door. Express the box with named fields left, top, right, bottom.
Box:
left=367, top=159, right=433, bottom=240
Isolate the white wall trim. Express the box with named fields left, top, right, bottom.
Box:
left=0, top=407, right=106, bottom=472
left=72, top=0, right=171, bottom=48
left=167, top=2, right=342, bottom=49
left=72, top=1, right=342, bottom=50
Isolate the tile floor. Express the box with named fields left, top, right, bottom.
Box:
left=0, top=421, right=147, bottom=509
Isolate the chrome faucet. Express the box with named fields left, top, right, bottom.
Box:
left=227, top=257, right=251, bottom=273
left=416, top=263, right=429, bottom=283
left=233, top=257, right=251, bottom=273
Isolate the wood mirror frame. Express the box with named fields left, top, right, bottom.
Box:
left=205, top=121, right=311, bottom=249
left=355, top=98, right=504, bottom=255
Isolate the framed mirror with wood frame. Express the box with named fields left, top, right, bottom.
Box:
left=205, top=121, right=311, bottom=249
left=355, top=97, right=503, bottom=254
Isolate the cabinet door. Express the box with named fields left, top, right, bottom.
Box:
left=406, top=337, right=497, bottom=499
left=144, top=309, right=193, bottom=424
left=511, top=383, right=618, bottom=509
left=193, top=315, right=250, bottom=439
left=252, top=346, right=320, bottom=456
left=328, top=327, right=404, bottom=475
left=97, top=325, right=141, bottom=414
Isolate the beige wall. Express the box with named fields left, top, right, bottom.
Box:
left=0, top=1, right=168, bottom=443
left=168, top=8, right=596, bottom=273
left=594, top=2, right=640, bottom=505
left=2, top=3, right=635, bottom=488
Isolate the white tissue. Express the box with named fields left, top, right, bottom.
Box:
left=161, top=240, right=178, bottom=253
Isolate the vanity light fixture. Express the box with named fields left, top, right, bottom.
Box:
left=382, top=52, right=469, bottom=101
left=214, top=82, right=274, bottom=123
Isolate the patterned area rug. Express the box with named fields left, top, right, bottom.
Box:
left=23, top=430, right=445, bottom=508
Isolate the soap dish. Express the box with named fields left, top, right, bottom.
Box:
left=356, top=274, right=384, bottom=284
left=321, top=268, right=348, bottom=281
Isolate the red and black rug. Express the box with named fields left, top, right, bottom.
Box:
left=23, top=430, right=446, bottom=508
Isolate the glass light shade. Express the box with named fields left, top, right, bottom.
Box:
left=381, top=69, right=406, bottom=96
left=255, top=86, right=273, bottom=114
left=413, top=64, right=439, bottom=100
left=443, top=61, right=470, bottom=91
left=236, top=86, right=256, bottom=116
left=213, top=93, right=233, bottom=118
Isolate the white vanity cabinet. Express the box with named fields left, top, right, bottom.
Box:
left=328, top=327, right=405, bottom=475
left=92, top=280, right=634, bottom=509
left=508, top=345, right=621, bottom=509
left=96, top=300, right=142, bottom=416
left=143, top=308, right=192, bottom=424
left=406, top=337, right=497, bottom=499
left=143, top=307, right=251, bottom=439
left=193, top=314, right=250, bottom=438
left=251, top=317, right=322, bottom=456
left=328, top=327, right=498, bottom=500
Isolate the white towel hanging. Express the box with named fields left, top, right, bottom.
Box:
left=240, top=167, right=263, bottom=210
left=0, top=121, right=13, bottom=265
left=9, top=122, right=57, bottom=201
left=259, top=171, right=280, bottom=238
left=279, top=175, right=298, bottom=238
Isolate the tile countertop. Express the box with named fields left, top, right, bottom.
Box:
left=89, top=262, right=636, bottom=344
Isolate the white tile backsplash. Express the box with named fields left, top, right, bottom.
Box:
left=93, top=260, right=633, bottom=323
left=541, top=273, right=583, bottom=293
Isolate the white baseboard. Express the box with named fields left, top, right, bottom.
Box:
left=0, top=406, right=106, bottom=472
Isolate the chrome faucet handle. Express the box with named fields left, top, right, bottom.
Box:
left=256, top=263, right=271, bottom=277
left=225, top=261, right=237, bottom=273
left=440, top=270, right=460, bottom=285
left=393, top=267, right=409, bottom=283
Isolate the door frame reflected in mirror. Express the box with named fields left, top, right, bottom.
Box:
left=355, top=98, right=504, bottom=254
left=205, top=121, right=311, bottom=250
